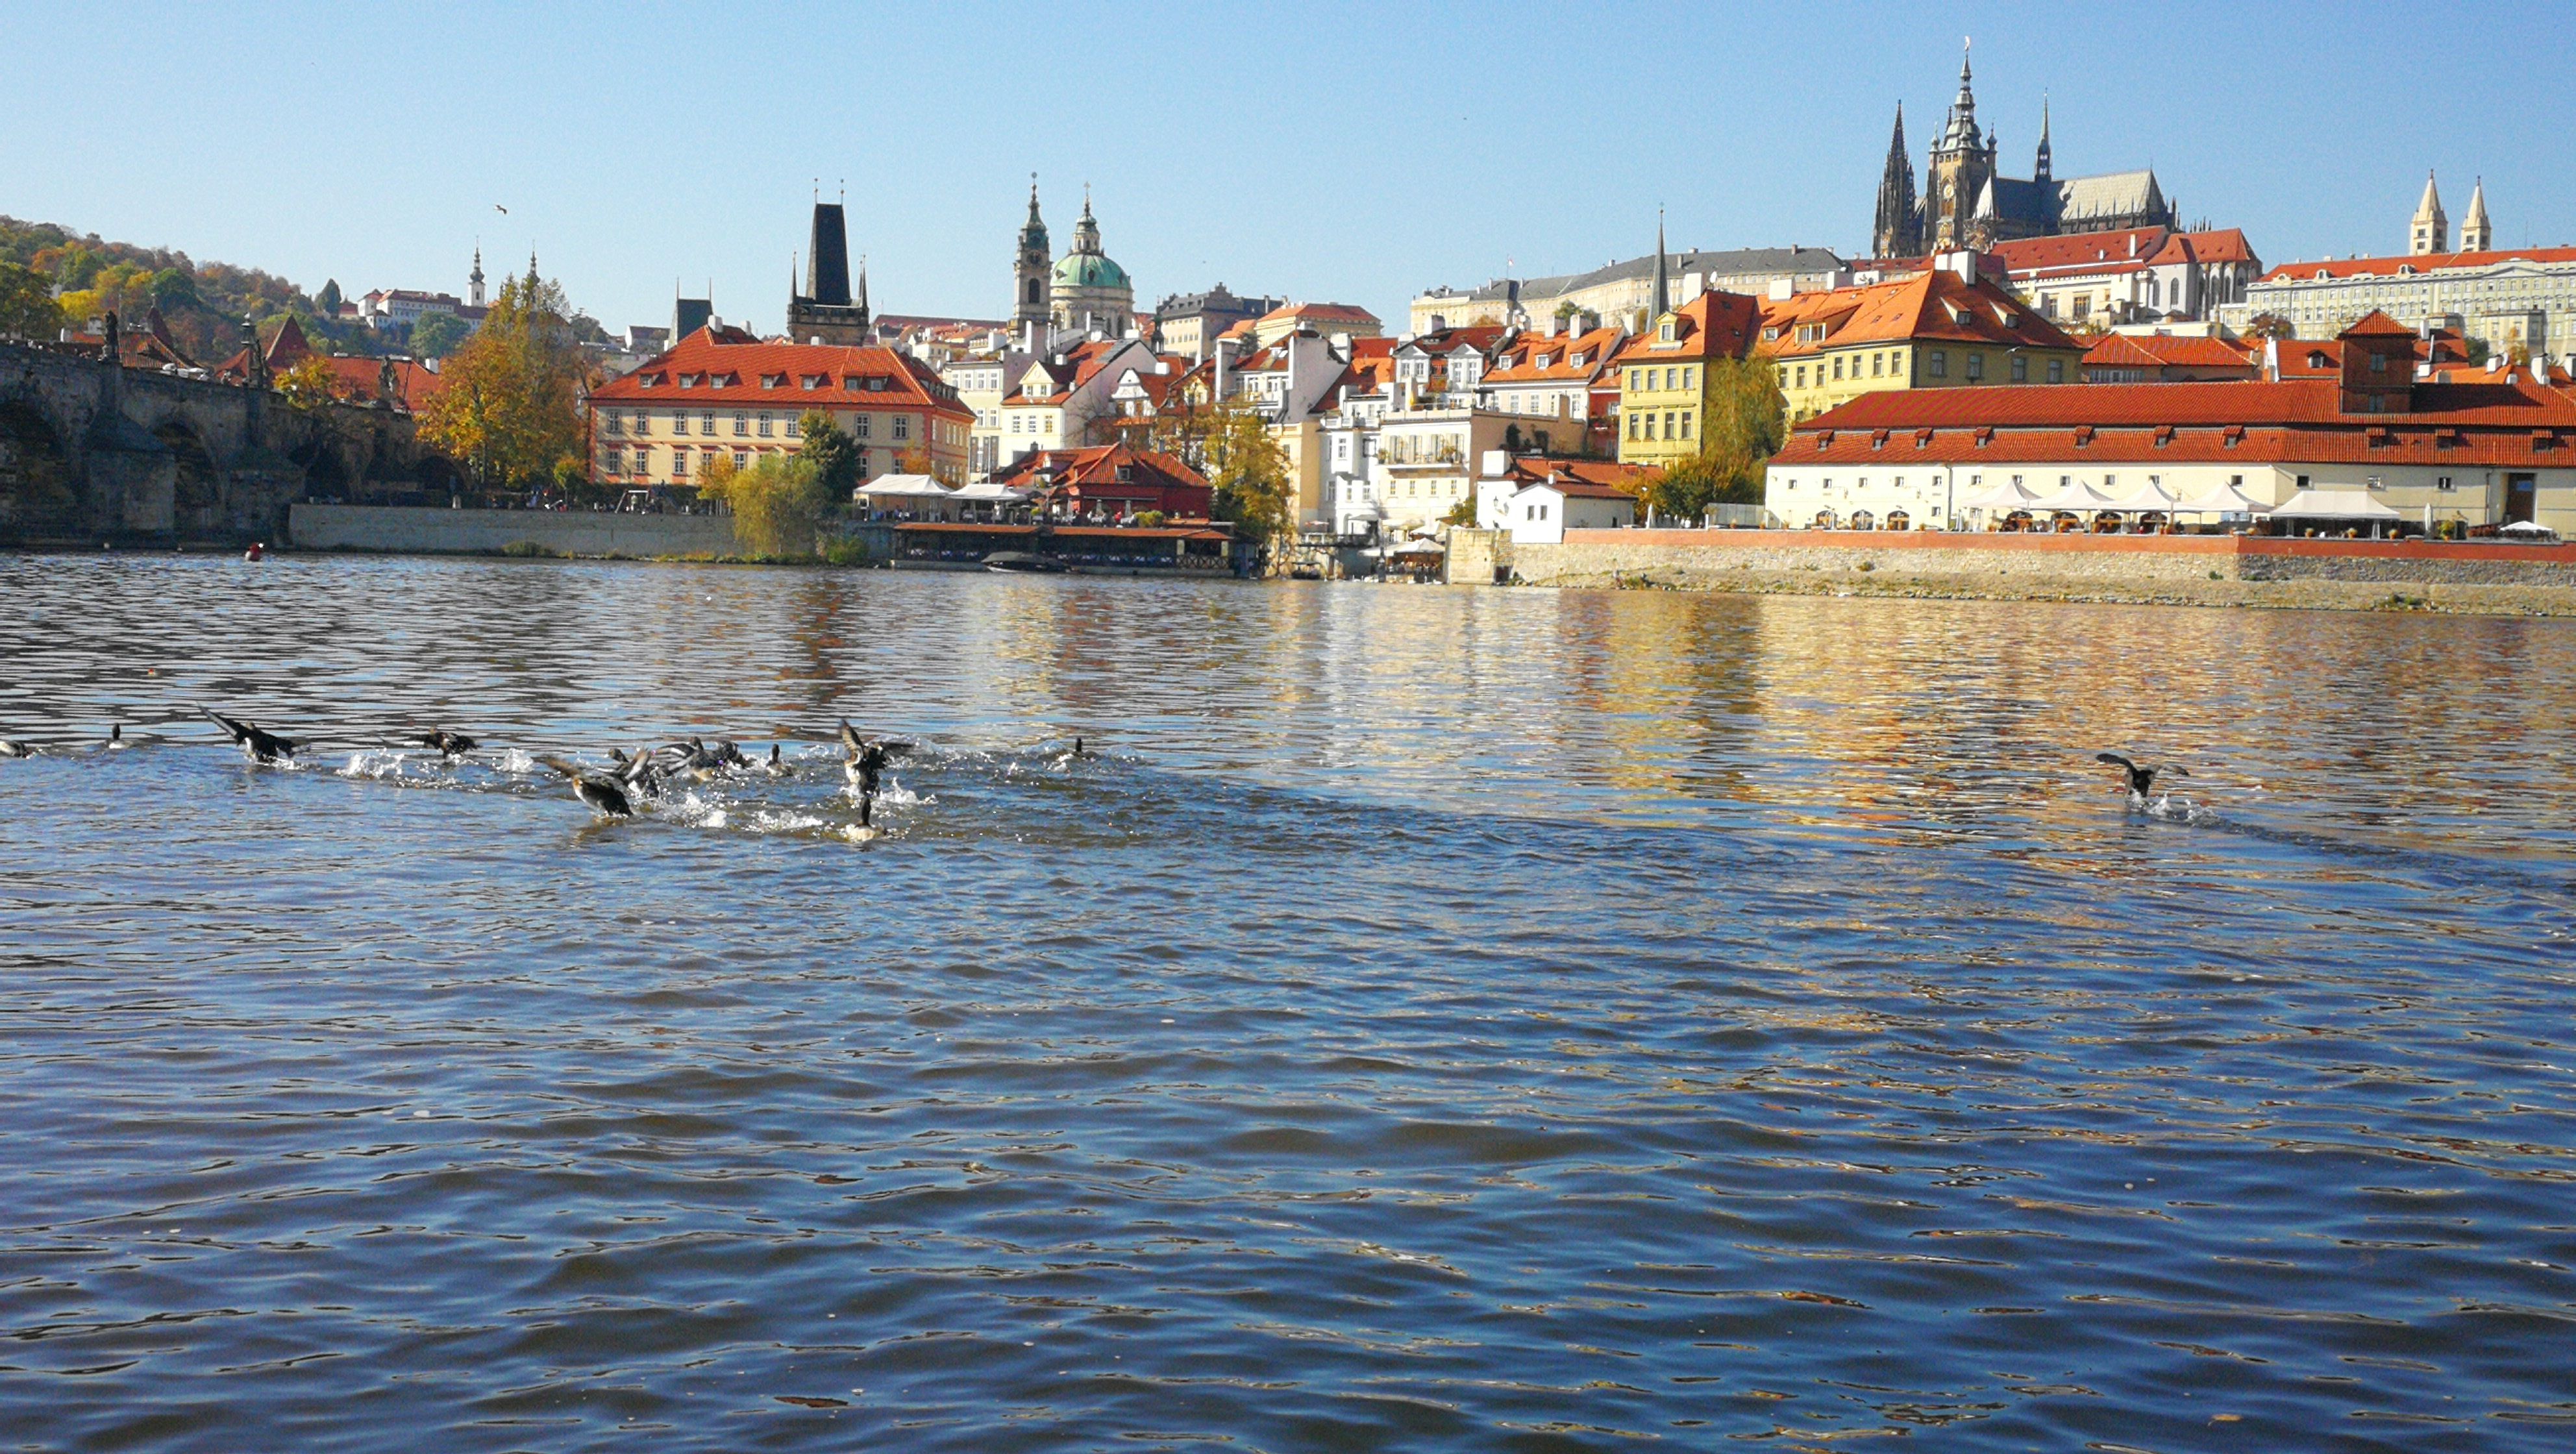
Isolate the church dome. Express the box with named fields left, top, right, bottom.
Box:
left=1054, top=251, right=1130, bottom=290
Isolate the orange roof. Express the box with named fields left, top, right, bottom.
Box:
left=1757, top=270, right=2079, bottom=359
left=2258, top=245, right=2576, bottom=283
left=1801, top=376, right=2576, bottom=433
left=2082, top=334, right=2259, bottom=371
left=1492, top=455, right=1649, bottom=497
left=591, top=326, right=968, bottom=417
left=1261, top=301, right=1381, bottom=326
left=2149, top=228, right=2258, bottom=267
left=1486, top=325, right=1628, bottom=384
left=1609, top=291, right=1761, bottom=367
left=988, top=441, right=1212, bottom=503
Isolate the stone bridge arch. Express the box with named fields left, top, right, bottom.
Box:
left=0, top=400, right=79, bottom=534
left=150, top=415, right=223, bottom=535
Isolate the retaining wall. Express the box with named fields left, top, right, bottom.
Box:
left=288, top=503, right=738, bottom=558
left=1491, top=528, right=2576, bottom=589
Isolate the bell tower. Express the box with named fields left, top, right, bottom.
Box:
left=2410, top=171, right=2448, bottom=256
left=1014, top=177, right=1051, bottom=337
left=1926, top=40, right=1992, bottom=252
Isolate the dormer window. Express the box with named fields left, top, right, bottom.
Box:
left=1533, top=354, right=1550, bottom=370
left=678, top=374, right=700, bottom=389
left=760, top=373, right=786, bottom=389
left=1659, top=321, right=1676, bottom=343
left=800, top=374, right=826, bottom=389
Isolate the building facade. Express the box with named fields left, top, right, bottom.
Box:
left=1611, top=291, right=1763, bottom=469
left=1992, top=226, right=2262, bottom=327
left=1765, top=313, right=2576, bottom=533
left=1413, top=243, right=1844, bottom=335
left=587, top=327, right=974, bottom=489
left=1761, top=258, right=2085, bottom=423
left=1152, top=285, right=1283, bottom=362
left=1049, top=193, right=1134, bottom=338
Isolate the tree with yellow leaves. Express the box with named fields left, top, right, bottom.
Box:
left=417, top=271, right=591, bottom=494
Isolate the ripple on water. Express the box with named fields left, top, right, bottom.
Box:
left=0, top=556, right=2573, bottom=1451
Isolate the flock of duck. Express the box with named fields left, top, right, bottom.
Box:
left=0, top=709, right=1080, bottom=832
left=2, top=713, right=2187, bottom=821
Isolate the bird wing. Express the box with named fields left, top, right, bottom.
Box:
left=838, top=719, right=864, bottom=755
left=201, top=706, right=251, bottom=742
left=534, top=754, right=586, bottom=781
left=2094, top=752, right=2136, bottom=771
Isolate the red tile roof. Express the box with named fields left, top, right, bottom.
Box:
left=590, top=327, right=968, bottom=417
left=1491, top=455, right=1649, bottom=497
left=1990, top=227, right=2172, bottom=273
left=2081, top=334, right=2259, bottom=371
left=1804, top=377, right=2576, bottom=432
left=2258, top=245, right=2576, bottom=282
left=1609, top=291, right=1762, bottom=367
left=2149, top=228, right=2257, bottom=266
left=1263, top=301, right=1381, bottom=326
left=988, top=442, right=1213, bottom=513
left=1487, top=325, right=1629, bottom=384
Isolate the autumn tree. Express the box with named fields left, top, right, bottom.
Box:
left=275, top=355, right=340, bottom=410
left=417, top=271, right=590, bottom=493
left=0, top=262, right=60, bottom=338
left=2241, top=312, right=2296, bottom=341
left=1639, top=352, right=1786, bottom=521
left=1148, top=399, right=1291, bottom=541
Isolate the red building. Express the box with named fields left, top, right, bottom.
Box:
left=989, top=443, right=1213, bottom=518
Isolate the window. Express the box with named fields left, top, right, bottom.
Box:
left=1659, top=321, right=1676, bottom=343
left=672, top=449, right=689, bottom=477
left=700, top=412, right=715, bottom=434
left=673, top=413, right=689, bottom=436
left=1928, top=351, right=1946, bottom=378
left=757, top=413, right=773, bottom=437
left=856, top=414, right=873, bottom=439
left=2296, top=474, right=2310, bottom=489
left=1663, top=411, right=1676, bottom=439
left=733, top=412, right=749, bottom=436
left=1871, top=352, right=1884, bottom=378
left=734, top=449, right=749, bottom=468
left=1680, top=411, right=1693, bottom=440
left=2011, top=354, right=2029, bottom=382
left=603, top=412, right=623, bottom=436
left=1965, top=353, right=1984, bottom=381
left=893, top=415, right=910, bottom=440
left=1832, top=357, right=1844, bottom=380
left=2046, top=359, right=2064, bottom=384
left=786, top=415, right=801, bottom=438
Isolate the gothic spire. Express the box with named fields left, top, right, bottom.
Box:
left=1651, top=208, right=1670, bottom=321
left=1940, top=37, right=1982, bottom=152
left=2034, top=93, right=2052, bottom=180
left=1872, top=103, right=1922, bottom=258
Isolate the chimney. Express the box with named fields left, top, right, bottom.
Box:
left=1768, top=277, right=1795, bottom=301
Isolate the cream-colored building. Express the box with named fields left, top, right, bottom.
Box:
left=1413, top=244, right=1845, bottom=334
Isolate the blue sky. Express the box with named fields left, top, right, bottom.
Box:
left=8, top=1, right=2570, bottom=336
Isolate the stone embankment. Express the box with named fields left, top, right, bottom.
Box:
left=1451, top=528, right=2576, bottom=616
left=288, top=503, right=737, bottom=559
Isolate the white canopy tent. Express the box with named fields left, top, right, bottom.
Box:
left=949, top=478, right=1030, bottom=503
left=1960, top=478, right=2042, bottom=511
left=2022, top=480, right=2120, bottom=514
left=2270, top=489, right=2402, bottom=521
left=2101, top=478, right=2183, bottom=513
left=2171, top=481, right=2271, bottom=516
left=854, top=474, right=961, bottom=521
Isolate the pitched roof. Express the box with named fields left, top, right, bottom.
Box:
left=1261, top=301, right=1381, bottom=326
left=1800, top=377, right=2576, bottom=432
left=2081, top=334, right=2259, bottom=371
left=987, top=441, right=1211, bottom=495
left=1757, top=269, right=2080, bottom=358
left=591, top=327, right=968, bottom=415
left=1490, top=455, right=1650, bottom=495
left=1990, top=227, right=2171, bottom=274
left=1608, top=291, right=1762, bottom=366
left=2149, top=228, right=2258, bottom=267
left=1485, top=325, right=1629, bottom=384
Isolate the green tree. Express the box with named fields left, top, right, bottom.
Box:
left=701, top=452, right=834, bottom=560
left=0, top=262, right=62, bottom=338
left=410, top=310, right=471, bottom=360
left=417, top=273, right=589, bottom=491
left=316, top=278, right=342, bottom=316
left=149, top=267, right=199, bottom=312
left=796, top=411, right=860, bottom=498
left=1641, top=352, right=1786, bottom=521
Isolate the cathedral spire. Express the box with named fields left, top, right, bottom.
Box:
left=2411, top=170, right=2448, bottom=256
left=1651, top=208, right=1670, bottom=321
left=2461, top=176, right=2492, bottom=253
left=1940, top=37, right=1982, bottom=153
left=1873, top=103, right=1922, bottom=258
left=2034, top=93, right=2052, bottom=182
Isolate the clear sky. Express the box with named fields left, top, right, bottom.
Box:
left=8, top=1, right=2570, bottom=338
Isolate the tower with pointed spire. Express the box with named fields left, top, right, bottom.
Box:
left=1014, top=179, right=1052, bottom=336
left=787, top=197, right=871, bottom=345
left=2410, top=171, right=2449, bottom=256
left=2458, top=177, right=2491, bottom=253
left=1650, top=210, right=1672, bottom=321
left=2033, top=95, right=2052, bottom=184
left=1924, top=40, right=1994, bottom=252
left=1872, top=104, right=1923, bottom=258
left=469, top=246, right=486, bottom=309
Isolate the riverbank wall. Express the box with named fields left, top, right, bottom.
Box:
left=1455, top=528, right=2576, bottom=615
left=287, top=504, right=738, bottom=558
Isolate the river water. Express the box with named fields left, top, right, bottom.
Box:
left=2, top=552, right=2572, bottom=1451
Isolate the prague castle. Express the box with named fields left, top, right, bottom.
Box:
left=1873, top=44, right=2179, bottom=258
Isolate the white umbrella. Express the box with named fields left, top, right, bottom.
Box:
left=2024, top=480, right=2119, bottom=513
left=2102, top=478, right=2183, bottom=512
left=2272, top=488, right=2402, bottom=521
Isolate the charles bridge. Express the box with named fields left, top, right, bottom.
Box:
left=0, top=336, right=454, bottom=545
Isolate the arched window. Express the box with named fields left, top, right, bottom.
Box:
left=1024, top=278, right=1042, bottom=304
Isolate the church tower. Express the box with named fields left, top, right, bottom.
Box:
left=1014, top=179, right=1052, bottom=338
left=1872, top=103, right=1922, bottom=257
left=786, top=199, right=870, bottom=345
left=469, top=246, right=486, bottom=308
left=2033, top=96, right=2052, bottom=185
left=2410, top=171, right=2448, bottom=256
left=1926, top=40, right=1992, bottom=252
left=2460, top=177, right=2492, bottom=253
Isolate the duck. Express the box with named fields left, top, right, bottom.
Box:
left=838, top=719, right=911, bottom=827
left=203, top=707, right=298, bottom=764
left=536, top=755, right=634, bottom=819
left=0, top=737, right=34, bottom=758
left=2096, top=752, right=2185, bottom=809
left=417, top=728, right=478, bottom=759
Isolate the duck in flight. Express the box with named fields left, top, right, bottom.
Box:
left=2096, top=752, right=2186, bottom=809
left=203, top=707, right=298, bottom=764
left=536, top=755, right=634, bottom=819
left=838, top=719, right=911, bottom=827
left=417, top=728, right=478, bottom=759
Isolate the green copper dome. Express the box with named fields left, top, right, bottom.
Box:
left=1053, top=251, right=1130, bottom=290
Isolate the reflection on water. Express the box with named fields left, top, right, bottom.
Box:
left=3, top=552, right=2574, bottom=1451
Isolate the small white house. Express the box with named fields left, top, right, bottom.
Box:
left=1505, top=479, right=1635, bottom=543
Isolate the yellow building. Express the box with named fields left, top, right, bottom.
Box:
left=1761, top=261, right=2083, bottom=423
left=1611, top=291, right=1764, bottom=469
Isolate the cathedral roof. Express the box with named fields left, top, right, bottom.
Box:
left=1054, top=251, right=1131, bottom=290
left=2055, top=169, right=2166, bottom=225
